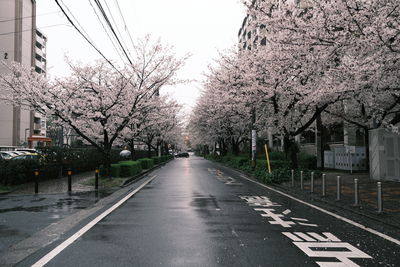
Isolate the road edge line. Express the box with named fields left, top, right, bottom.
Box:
left=32, top=175, right=158, bottom=267
left=238, top=174, right=400, bottom=246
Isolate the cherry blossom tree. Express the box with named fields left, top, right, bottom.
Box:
left=238, top=0, right=400, bottom=167
left=0, top=38, right=187, bottom=172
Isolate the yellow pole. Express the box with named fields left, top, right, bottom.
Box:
left=264, top=144, right=271, bottom=174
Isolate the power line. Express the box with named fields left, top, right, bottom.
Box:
left=88, top=0, right=126, bottom=64
left=92, top=0, right=133, bottom=64
left=59, top=0, right=94, bottom=44
left=103, top=0, right=132, bottom=59
left=113, top=0, right=136, bottom=54
left=54, top=0, right=122, bottom=75
left=0, top=11, right=61, bottom=23
left=0, top=24, right=71, bottom=36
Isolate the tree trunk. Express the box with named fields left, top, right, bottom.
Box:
left=147, top=142, right=152, bottom=158
left=102, top=144, right=112, bottom=177
left=128, top=139, right=136, bottom=160
left=316, top=114, right=324, bottom=169
left=364, top=128, right=370, bottom=172
left=232, top=138, right=240, bottom=156
left=284, top=134, right=299, bottom=169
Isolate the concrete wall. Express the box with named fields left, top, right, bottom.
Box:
left=0, top=0, right=35, bottom=146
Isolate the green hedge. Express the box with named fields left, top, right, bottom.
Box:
left=203, top=154, right=320, bottom=185
left=110, top=164, right=121, bottom=178
left=119, top=161, right=142, bottom=177
left=0, top=148, right=172, bottom=185
left=138, top=158, right=154, bottom=169
left=152, top=157, right=161, bottom=165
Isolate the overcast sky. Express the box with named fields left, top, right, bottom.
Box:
left=36, top=0, right=246, bottom=114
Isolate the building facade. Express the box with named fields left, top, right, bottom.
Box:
left=0, top=0, right=48, bottom=147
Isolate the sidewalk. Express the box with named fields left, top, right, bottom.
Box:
left=5, top=171, right=97, bottom=195
left=279, top=171, right=400, bottom=229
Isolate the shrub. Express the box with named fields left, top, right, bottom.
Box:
left=110, top=164, right=121, bottom=177
left=0, top=159, right=40, bottom=185
left=268, top=151, right=286, bottom=161
left=152, top=157, right=161, bottom=165
left=119, top=161, right=142, bottom=177
left=138, top=158, right=154, bottom=169
left=298, top=152, right=317, bottom=169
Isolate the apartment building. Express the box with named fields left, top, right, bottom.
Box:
left=0, top=0, right=49, bottom=147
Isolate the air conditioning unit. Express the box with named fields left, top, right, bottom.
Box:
left=369, top=128, right=400, bottom=181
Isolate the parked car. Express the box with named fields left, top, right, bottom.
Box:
left=9, top=153, right=41, bottom=160
left=0, top=151, right=14, bottom=160
left=15, top=148, right=37, bottom=153
left=175, top=152, right=189, bottom=158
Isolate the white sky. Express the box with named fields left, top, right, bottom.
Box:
left=36, top=0, right=246, bottom=114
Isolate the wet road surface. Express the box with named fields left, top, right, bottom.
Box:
left=0, top=190, right=113, bottom=253
left=17, top=156, right=400, bottom=266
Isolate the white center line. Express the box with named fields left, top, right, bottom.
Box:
left=32, top=175, right=158, bottom=267
left=238, top=174, right=400, bottom=246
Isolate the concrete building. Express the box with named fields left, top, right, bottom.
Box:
left=32, top=29, right=47, bottom=138
left=0, top=0, right=49, bottom=147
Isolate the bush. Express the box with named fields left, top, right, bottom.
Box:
left=202, top=154, right=321, bottom=185
left=119, top=161, right=142, bottom=177
left=152, top=157, right=161, bottom=165
left=298, top=152, right=317, bottom=169
left=268, top=151, right=286, bottom=161
left=138, top=158, right=154, bottom=169
left=110, top=164, right=121, bottom=177
left=0, top=159, right=40, bottom=185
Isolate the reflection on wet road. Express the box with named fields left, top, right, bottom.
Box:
left=0, top=190, right=113, bottom=252
left=9, top=156, right=400, bottom=266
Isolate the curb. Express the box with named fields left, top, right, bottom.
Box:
left=207, top=159, right=400, bottom=231
left=120, top=158, right=174, bottom=187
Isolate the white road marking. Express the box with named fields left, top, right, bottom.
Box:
left=283, top=232, right=371, bottom=266
left=255, top=208, right=296, bottom=228
left=293, top=241, right=372, bottom=267
left=238, top=174, right=400, bottom=246
left=308, top=232, right=341, bottom=242
left=32, top=175, right=158, bottom=267
left=282, top=232, right=303, bottom=241
left=294, top=232, right=316, bottom=241
left=297, top=222, right=319, bottom=227
left=282, top=209, right=291, bottom=215
left=291, top=217, right=308, bottom=221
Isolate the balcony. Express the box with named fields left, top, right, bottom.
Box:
left=35, top=47, right=46, bottom=59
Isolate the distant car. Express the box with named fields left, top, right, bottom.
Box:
left=175, top=152, right=189, bottom=158
left=10, top=153, right=41, bottom=160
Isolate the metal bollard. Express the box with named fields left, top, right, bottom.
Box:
left=95, top=168, right=99, bottom=190
left=34, top=169, right=39, bottom=194
left=322, top=173, right=326, bottom=197
left=67, top=169, right=72, bottom=192
left=300, top=171, right=304, bottom=190
left=336, top=176, right=341, bottom=201
left=354, top=178, right=359, bottom=206
left=310, top=172, right=314, bottom=193
left=377, top=182, right=383, bottom=213
left=291, top=169, right=294, bottom=187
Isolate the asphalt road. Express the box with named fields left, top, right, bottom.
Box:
left=18, top=156, right=400, bottom=266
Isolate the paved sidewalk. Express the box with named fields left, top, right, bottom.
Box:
left=6, top=171, right=97, bottom=195
left=280, top=171, right=400, bottom=229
